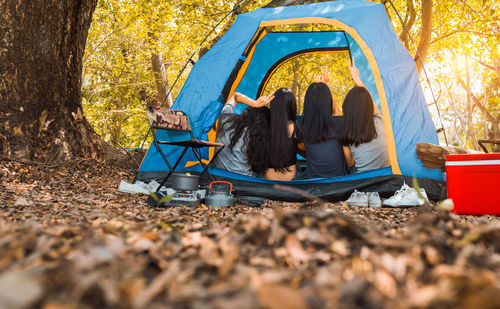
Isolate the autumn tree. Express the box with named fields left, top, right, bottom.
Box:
left=83, top=0, right=268, bottom=148
left=0, top=0, right=109, bottom=161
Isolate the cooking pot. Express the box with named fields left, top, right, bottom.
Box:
left=171, top=172, right=199, bottom=192
left=205, top=181, right=234, bottom=207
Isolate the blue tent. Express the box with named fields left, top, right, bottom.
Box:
left=136, top=0, right=445, bottom=201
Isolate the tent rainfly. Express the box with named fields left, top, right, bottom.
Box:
left=135, top=0, right=446, bottom=201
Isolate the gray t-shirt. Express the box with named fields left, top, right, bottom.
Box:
left=350, top=113, right=390, bottom=173
left=213, top=103, right=255, bottom=177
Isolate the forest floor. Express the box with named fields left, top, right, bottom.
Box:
left=0, top=158, right=499, bottom=309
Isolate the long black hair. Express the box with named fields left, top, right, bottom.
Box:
left=339, top=86, right=377, bottom=147
left=298, top=82, right=333, bottom=143
left=224, top=107, right=271, bottom=174
left=269, top=88, right=297, bottom=171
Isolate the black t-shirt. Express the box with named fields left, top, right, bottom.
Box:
left=299, top=116, right=347, bottom=178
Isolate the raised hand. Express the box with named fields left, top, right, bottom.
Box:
left=319, top=66, right=329, bottom=84
left=234, top=92, right=274, bottom=108
left=346, top=59, right=365, bottom=88
left=254, top=94, right=275, bottom=107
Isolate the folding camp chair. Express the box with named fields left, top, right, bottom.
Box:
left=147, top=106, right=224, bottom=191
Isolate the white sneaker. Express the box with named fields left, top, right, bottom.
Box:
left=383, top=183, right=425, bottom=207
left=346, top=190, right=368, bottom=207
left=367, top=192, right=381, bottom=208
left=383, top=183, right=411, bottom=207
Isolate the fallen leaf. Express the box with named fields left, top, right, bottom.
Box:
left=374, top=269, right=397, bottom=298
left=285, top=235, right=309, bottom=266
left=257, top=283, right=309, bottom=309
left=14, top=197, right=30, bottom=206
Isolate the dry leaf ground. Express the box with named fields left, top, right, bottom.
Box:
left=1, top=158, right=499, bottom=309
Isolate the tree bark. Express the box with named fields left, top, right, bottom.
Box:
left=150, top=53, right=172, bottom=107
left=149, top=32, right=173, bottom=107
left=0, top=0, right=107, bottom=161
left=291, top=59, right=300, bottom=97
left=415, top=0, right=433, bottom=75
left=399, top=0, right=416, bottom=49
left=263, top=0, right=305, bottom=8
left=465, top=57, right=480, bottom=150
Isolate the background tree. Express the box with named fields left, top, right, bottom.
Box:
left=82, top=0, right=268, bottom=148
left=82, top=0, right=498, bottom=151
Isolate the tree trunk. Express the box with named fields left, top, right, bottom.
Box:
left=264, top=0, right=305, bottom=7
left=465, top=57, right=480, bottom=150
left=415, top=0, right=433, bottom=75
left=149, top=32, right=173, bottom=107
left=399, top=0, right=416, bottom=50
left=291, top=59, right=300, bottom=98
left=0, top=0, right=107, bottom=161
left=150, top=51, right=173, bottom=107
left=446, top=89, right=467, bottom=148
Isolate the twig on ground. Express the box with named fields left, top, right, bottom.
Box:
left=0, top=155, right=60, bottom=169
left=132, top=260, right=180, bottom=309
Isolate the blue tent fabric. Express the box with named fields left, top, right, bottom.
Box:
left=235, top=31, right=349, bottom=99
left=137, top=0, right=444, bottom=185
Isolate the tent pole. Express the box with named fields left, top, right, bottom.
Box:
left=384, top=0, right=449, bottom=147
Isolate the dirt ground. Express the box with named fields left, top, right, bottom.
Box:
left=1, top=158, right=499, bottom=309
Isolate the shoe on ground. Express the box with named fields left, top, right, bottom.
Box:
left=383, top=183, right=426, bottom=207
left=346, top=190, right=368, bottom=207
left=367, top=192, right=381, bottom=208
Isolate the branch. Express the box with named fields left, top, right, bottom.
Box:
left=471, top=57, right=498, bottom=72
left=415, top=0, right=433, bottom=75
left=263, top=0, right=303, bottom=8
left=454, top=73, right=496, bottom=124
left=399, top=0, right=416, bottom=48
left=83, top=22, right=133, bottom=63
left=429, top=20, right=473, bottom=45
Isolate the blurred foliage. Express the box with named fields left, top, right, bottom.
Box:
left=83, top=0, right=268, bottom=148
left=263, top=52, right=352, bottom=114
left=386, top=0, right=499, bottom=151
left=261, top=23, right=352, bottom=113
left=83, top=0, right=499, bottom=150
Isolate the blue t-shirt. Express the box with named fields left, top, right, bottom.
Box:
left=300, top=116, right=347, bottom=179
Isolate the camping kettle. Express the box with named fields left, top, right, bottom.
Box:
left=205, top=181, right=234, bottom=208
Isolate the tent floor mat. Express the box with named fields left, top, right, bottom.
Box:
left=136, top=172, right=446, bottom=203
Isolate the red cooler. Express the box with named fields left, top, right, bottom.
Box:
left=446, top=153, right=500, bottom=215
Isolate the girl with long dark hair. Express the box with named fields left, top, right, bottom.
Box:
left=213, top=92, right=273, bottom=177
left=265, top=88, right=298, bottom=181
left=296, top=82, right=348, bottom=178
left=339, top=62, right=390, bottom=173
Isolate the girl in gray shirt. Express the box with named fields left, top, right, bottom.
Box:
left=338, top=61, right=390, bottom=173
left=339, top=86, right=390, bottom=173
left=213, top=92, right=274, bottom=177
